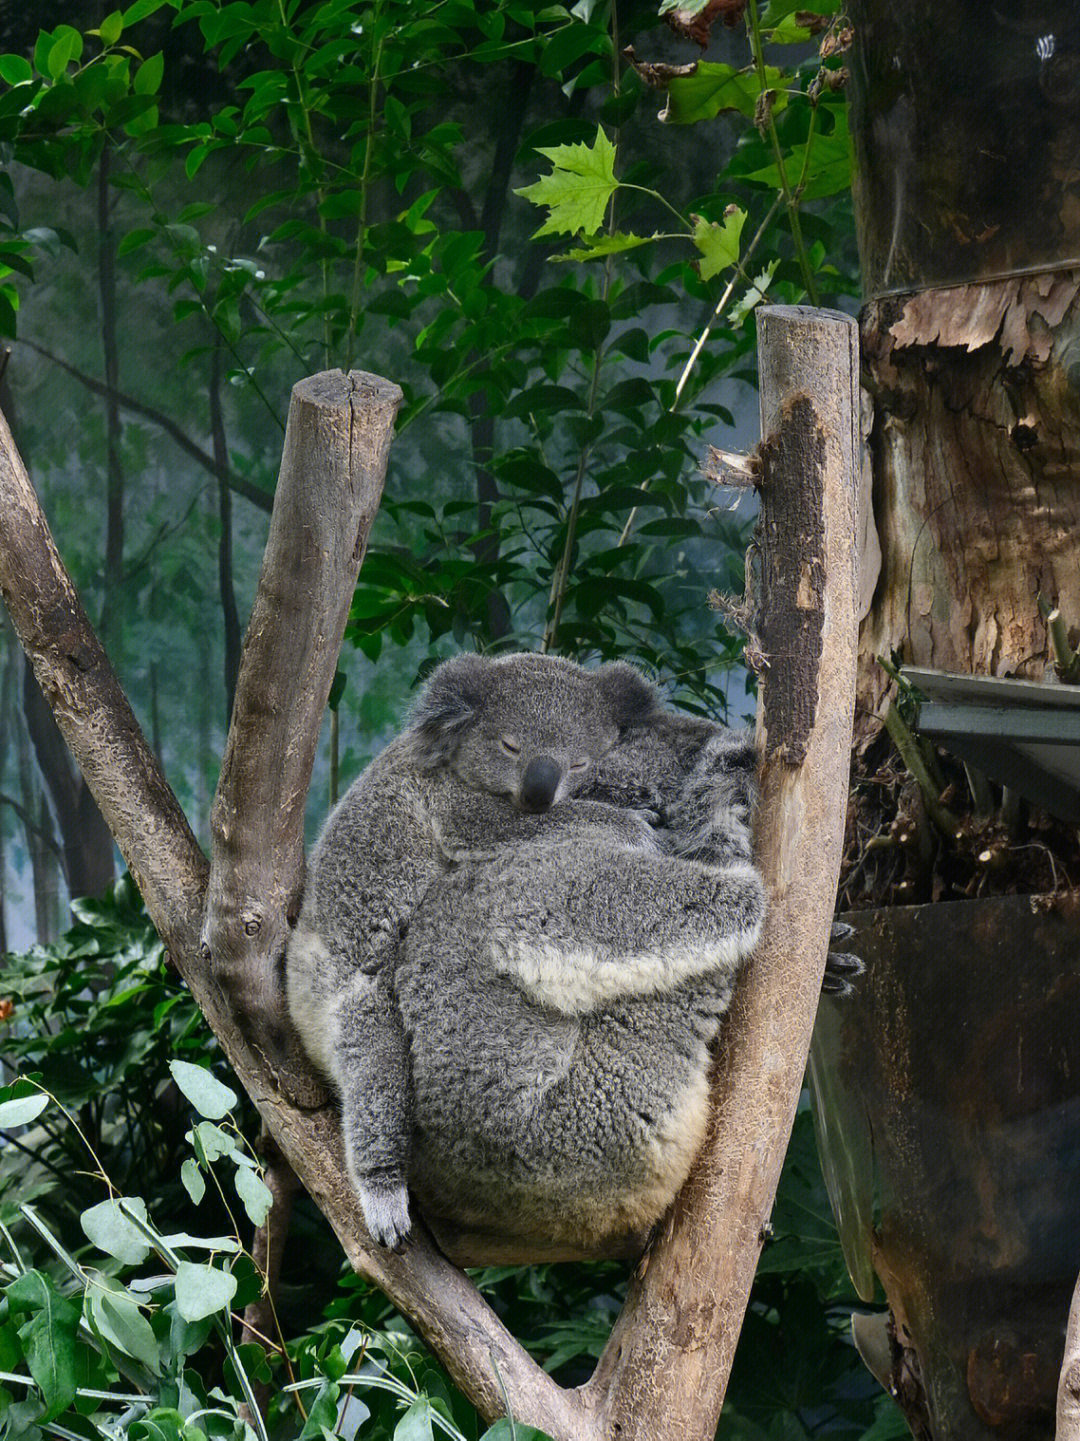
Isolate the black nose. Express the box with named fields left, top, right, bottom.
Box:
left=520, top=756, right=562, bottom=813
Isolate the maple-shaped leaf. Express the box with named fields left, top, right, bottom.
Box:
left=551, top=231, right=659, bottom=263
left=515, top=126, right=618, bottom=238
left=692, top=206, right=746, bottom=281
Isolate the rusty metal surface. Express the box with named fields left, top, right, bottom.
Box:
left=811, top=892, right=1080, bottom=1440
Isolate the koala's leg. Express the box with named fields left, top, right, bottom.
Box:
left=334, top=967, right=415, bottom=1250
left=490, top=845, right=765, bottom=1015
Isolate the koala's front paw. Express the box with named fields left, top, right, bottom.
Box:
left=359, top=1179, right=412, bottom=1251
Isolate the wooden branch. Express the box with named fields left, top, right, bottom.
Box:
left=0, top=372, right=590, bottom=1439
left=203, top=369, right=401, bottom=1079
left=0, top=402, right=209, bottom=954
left=1059, top=1273, right=1080, bottom=1441
left=589, top=306, right=860, bottom=1440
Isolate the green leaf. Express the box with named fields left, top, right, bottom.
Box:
left=98, top=11, right=124, bottom=45
left=131, top=1407, right=185, bottom=1441
left=81, top=1197, right=152, bottom=1265
left=514, top=125, right=618, bottom=238
left=393, top=1398, right=434, bottom=1441
left=173, top=1262, right=236, bottom=1323
left=134, top=52, right=164, bottom=95
left=169, top=1061, right=236, bottom=1120
left=159, top=1231, right=239, bottom=1252
left=551, top=231, right=658, bottom=262
left=117, top=227, right=156, bottom=256
left=5, top=1271, right=80, bottom=1421
left=692, top=207, right=745, bottom=281
left=0, top=1093, right=49, bottom=1128
left=234, top=1166, right=273, bottom=1228
left=190, top=1120, right=236, bottom=1162
left=298, top=1380, right=340, bottom=1440
left=0, top=54, right=33, bottom=86
left=180, top=1158, right=205, bottom=1205
left=479, top=1423, right=557, bottom=1441
left=122, top=0, right=171, bottom=20
left=742, top=112, right=852, bottom=199
left=730, top=259, right=778, bottom=324
left=86, top=1277, right=161, bottom=1374
left=662, top=63, right=787, bottom=125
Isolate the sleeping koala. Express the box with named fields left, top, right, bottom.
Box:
left=394, top=705, right=766, bottom=1261
left=286, top=652, right=663, bottom=1245
left=313, top=682, right=766, bottom=1259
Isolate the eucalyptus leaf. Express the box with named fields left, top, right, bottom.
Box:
left=173, top=1262, right=237, bottom=1323
left=180, top=1158, right=206, bottom=1205
left=191, top=1121, right=236, bottom=1162
left=0, top=1093, right=49, bottom=1128
left=81, top=1196, right=152, bottom=1265
left=169, top=1062, right=237, bottom=1120
left=234, top=1166, right=273, bottom=1228
left=393, top=1398, right=434, bottom=1441
left=86, top=1277, right=161, bottom=1375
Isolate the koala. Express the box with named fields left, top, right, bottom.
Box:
left=385, top=705, right=766, bottom=1262
left=286, top=651, right=663, bottom=1245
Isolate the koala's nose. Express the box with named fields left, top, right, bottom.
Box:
left=519, top=756, right=562, bottom=812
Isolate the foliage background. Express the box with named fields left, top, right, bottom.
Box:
left=0, top=0, right=895, bottom=1436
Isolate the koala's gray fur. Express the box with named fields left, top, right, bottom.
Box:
left=290, top=653, right=766, bottom=1260
left=286, top=651, right=665, bottom=1247
left=392, top=705, right=764, bottom=1262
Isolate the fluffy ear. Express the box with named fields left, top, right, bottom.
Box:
left=595, top=661, right=661, bottom=731
left=408, top=653, right=487, bottom=765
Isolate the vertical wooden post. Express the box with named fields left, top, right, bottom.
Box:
left=591, top=305, right=860, bottom=1440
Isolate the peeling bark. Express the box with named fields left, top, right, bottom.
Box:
left=858, top=275, right=1080, bottom=734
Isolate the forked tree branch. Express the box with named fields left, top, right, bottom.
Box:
left=0, top=371, right=585, bottom=1435
left=0, top=322, right=860, bottom=1441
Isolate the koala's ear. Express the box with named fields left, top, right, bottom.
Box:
left=595, top=661, right=661, bottom=731
left=409, top=653, right=487, bottom=764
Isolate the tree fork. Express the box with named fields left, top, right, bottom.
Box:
left=0, top=371, right=587, bottom=1437
left=0, top=330, right=860, bottom=1439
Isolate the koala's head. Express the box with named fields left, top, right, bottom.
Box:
left=407, top=652, right=658, bottom=812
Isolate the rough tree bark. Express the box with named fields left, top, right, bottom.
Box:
left=0, top=322, right=859, bottom=1440
left=1059, top=1275, right=1080, bottom=1441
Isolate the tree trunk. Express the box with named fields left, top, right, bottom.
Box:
left=857, top=277, right=1080, bottom=724
left=832, top=6, right=1080, bottom=1437
left=592, top=305, right=860, bottom=1439
left=849, top=0, right=1080, bottom=723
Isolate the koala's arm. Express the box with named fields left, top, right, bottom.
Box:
left=434, top=793, right=657, bottom=864
left=301, top=748, right=448, bottom=977
left=660, top=727, right=758, bottom=867
left=334, top=965, right=415, bottom=1250
left=485, top=841, right=765, bottom=1015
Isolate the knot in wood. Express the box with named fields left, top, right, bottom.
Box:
left=1066, top=1360, right=1080, bottom=1404
left=241, top=909, right=263, bottom=937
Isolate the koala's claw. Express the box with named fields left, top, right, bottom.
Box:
left=359, top=1180, right=412, bottom=1251
left=822, top=949, right=865, bottom=997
